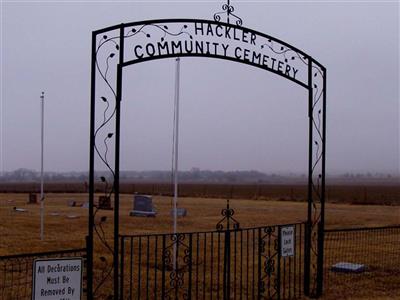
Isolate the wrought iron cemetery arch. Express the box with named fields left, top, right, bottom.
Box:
left=89, top=16, right=326, bottom=300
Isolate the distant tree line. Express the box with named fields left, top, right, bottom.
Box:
left=0, top=168, right=397, bottom=184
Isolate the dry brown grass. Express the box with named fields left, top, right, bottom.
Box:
left=0, top=193, right=399, bottom=299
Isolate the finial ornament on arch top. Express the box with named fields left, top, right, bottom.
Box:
left=214, top=0, right=243, bottom=26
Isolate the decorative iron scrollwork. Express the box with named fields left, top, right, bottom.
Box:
left=216, top=199, right=240, bottom=231
left=260, top=40, right=308, bottom=65
left=93, top=32, right=120, bottom=298
left=259, top=226, right=279, bottom=299
left=163, top=233, right=190, bottom=299
left=214, top=0, right=243, bottom=26
left=128, top=24, right=192, bottom=43
left=309, top=62, right=325, bottom=295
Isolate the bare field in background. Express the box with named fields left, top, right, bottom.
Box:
left=0, top=182, right=399, bottom=205
left=1, top=192, right=399, bottom=255
left=0, top=193, right=399, bottom=299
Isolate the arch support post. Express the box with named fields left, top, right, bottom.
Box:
left=304, top=59, right=326, bottom=298
left=87, top=30, right=97, bottom=300
left=113, top=26, right=125, bottom=300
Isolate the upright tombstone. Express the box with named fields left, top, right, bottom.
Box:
left=98, top=196, right=112, bottom=210
left=28, top=193, right=37, bottom=204
left=67, top=199, right=77, bottom=207
left=129, top=195, right=156, bottom=217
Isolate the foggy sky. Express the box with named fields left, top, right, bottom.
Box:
left=1, top=1, right=399, bottom=175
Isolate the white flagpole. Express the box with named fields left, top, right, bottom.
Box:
left=173, top=58, right=180, bottom=269
left=40, top=91, right=45, bottom=241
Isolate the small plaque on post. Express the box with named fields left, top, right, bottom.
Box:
left=280, top=225, right=295, bottom=257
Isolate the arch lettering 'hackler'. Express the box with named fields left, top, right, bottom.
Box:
left=88, top=18, right=326, bottom=300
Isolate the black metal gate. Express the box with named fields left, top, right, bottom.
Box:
left=119, top=223, right=305, bottom=299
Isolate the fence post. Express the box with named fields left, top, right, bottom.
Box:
left=85, top=235, right=91, bottom=300
left=216, top=200, right=239, bottom=300
left=316, top=221, right=324, bottom=297
left=303, top=221, right=311, bottom=296
left=257, top=228, right=262, bottom=299
left=120, top=237, right=125, bottom=300
left=223, top=229, right=231, bottom=300
left=277, top=226, right=282, bottom=300
left=161, top=235, right=166, bottom=299
left=187, top=234, right=193, bottom=300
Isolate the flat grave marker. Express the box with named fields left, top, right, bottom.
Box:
left=331, top=262, right=366, bottom=273
left=66, top=215, right=80, bottom=219
left=13, top=207, right=27, bottom=212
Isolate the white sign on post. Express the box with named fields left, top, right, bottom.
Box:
left=32, top=258, right=82, bottom=300
left=280, top=226, right=295, bottom=257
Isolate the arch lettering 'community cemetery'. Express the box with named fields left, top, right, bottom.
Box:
left=131, top=22, right=299, bottom=80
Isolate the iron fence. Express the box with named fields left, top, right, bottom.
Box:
left=119, top=223, right=305, bottom=300
left=323, top=225, right=400, bottom=294
left=0, top=248, right=87, bottom=300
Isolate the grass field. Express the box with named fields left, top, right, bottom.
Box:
left=0, top=192, right=399, bottom=299
left=1, top=182, right=399, bottom=206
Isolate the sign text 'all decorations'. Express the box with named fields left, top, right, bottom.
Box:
left=32, top=258, right=82, bottom=300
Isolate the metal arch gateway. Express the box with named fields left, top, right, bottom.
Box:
left=89, top=18, right=326, bottom=299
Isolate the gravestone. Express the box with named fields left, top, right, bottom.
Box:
left=98, top=196, right=112, bottom=210
left=129, top=195, right=156, bottom=217
left=67, top=199, right=76, bottom=207
left=28, top=193, right=37, bottom=204
left=13, top=207, right=27, bottom=212
left=331, top=262, right=366, bottom=273
left=170, top=207, right=187, bottom=217
left=66, top=215, right=80, bottom=219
